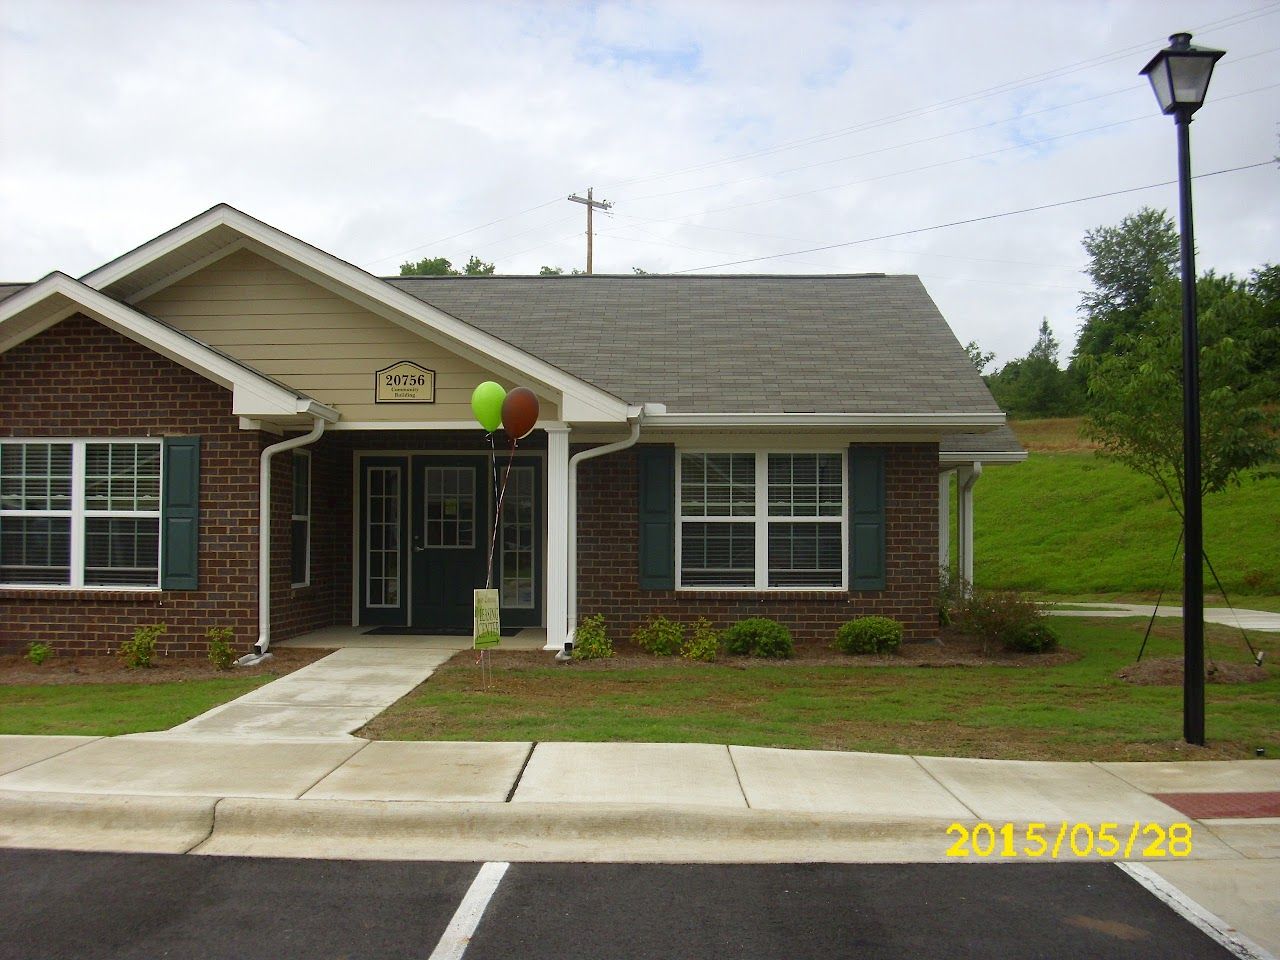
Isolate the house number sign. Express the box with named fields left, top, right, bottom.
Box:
left=375, top=361, right=436, bottom=403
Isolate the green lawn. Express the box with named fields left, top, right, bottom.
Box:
left=361, top=618, right=1280, bottom=761
left=956, top=451, right=1279, bottom=597
left=0, top=676, right=275, bottom=736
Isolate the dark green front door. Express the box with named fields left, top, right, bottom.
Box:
left=410, top=456, right=487, bottom=630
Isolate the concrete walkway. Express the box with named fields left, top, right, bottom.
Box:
left=157, top=627, right=548, bottom=739
left=1048, top=602, right=1280, bottom=631
left=1, top=736, right=1277, bottom=953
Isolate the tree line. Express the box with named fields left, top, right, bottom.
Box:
left=399, top=256, right=649, bottom=277
left=966, top=207, right=1278, bottom=422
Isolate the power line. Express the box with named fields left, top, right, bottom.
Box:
left=599, top=3, right=1280, bottom=193
left=617, top=57, right=1280, bottom=205
left=672, top=160, right=1275, bottom=274
left=360, top=196, right=563, bottom=269
left=610, top=82, right=1279, bottom=230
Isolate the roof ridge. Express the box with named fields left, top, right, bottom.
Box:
left=383, top=272, right=897, bottom=280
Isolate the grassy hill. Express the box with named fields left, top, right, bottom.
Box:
left=957, top=418, right=1279, bottom=598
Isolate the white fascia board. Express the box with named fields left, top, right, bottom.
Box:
left=82, top=204, right=630, bottom=424
left=941, top=450, right=1028, bottom=464
left=644, top=412, right=1007, bottom=429
left=0, top=272, right=323, bottom=421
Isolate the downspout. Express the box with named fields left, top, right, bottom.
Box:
left=559, top=411, right=644, bottom=658
left=237, top=416, right=327, bottom=666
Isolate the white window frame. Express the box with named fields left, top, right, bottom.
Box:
left=0, top=437, right=163, bottom=591
left=291, top=450, right=311, bottom=588
left=675, top=449, right=847, bottom=592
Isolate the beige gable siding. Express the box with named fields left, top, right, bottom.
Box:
left=140, top=248, right=558, bottom=422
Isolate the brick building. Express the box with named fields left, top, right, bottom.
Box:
left=0, top=205, right=1023, bottom=657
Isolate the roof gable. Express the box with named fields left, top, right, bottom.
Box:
left=0, top=272, right=337, bottom=422
left=79, top=204, right=630, bottom=423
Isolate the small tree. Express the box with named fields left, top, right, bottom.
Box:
left=1083, top=275, right=1279, bottom=517
left=463, top=256, right=496, bottom=276
left=964, top=340, right=995, bottom=376
left=1074, top=207, right=1179, bottom=363
left=399, top=256, right=457, bottom=276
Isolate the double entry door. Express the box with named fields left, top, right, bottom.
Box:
left=359, top=454, right=541, bottom=631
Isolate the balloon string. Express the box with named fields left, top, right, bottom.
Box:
left=484, top=432, right=499, bottom=589
left=487, top=440, right=518, bottom=590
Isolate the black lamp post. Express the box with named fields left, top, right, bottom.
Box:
left=1139, top=33, right=1224, bottom=747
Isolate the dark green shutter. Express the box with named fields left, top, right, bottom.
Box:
left=637, top=445, right=675, bottom=590
left=849, top=446, right=885, bottom=591
left=161, top=436, right=200, bottom=590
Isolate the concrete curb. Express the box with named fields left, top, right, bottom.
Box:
left=194, top=799, right=968, bottom=862
left=189, top=799, right=1247, bottom=864
left=0, top=790, right=217, bottom=854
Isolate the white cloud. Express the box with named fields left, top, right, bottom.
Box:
left=1, top=0, right=1276, bottom=365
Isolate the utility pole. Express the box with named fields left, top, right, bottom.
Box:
left=567, top=187, right=611, bottom=274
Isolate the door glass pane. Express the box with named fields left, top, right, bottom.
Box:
left=500, top=466, right=535, bottom=608
left=424, top=467, right=475, bottom=548
left=366, top=466, right=401, bottom=608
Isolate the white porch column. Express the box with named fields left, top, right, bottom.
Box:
left=544, top=423, right=571, bottom=651
left=938, top=470, right=952, bottom=572
left=956, top=462, right=982, bottom=589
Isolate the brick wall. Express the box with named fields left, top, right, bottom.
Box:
left=0, top=314, right=268, bottom=656
left=576, top=443, right=940, bottom=644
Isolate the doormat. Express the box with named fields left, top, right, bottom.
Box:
left=362, top=626, right=525, bottom=637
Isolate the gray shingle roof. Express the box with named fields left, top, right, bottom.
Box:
left=3, top=272, right=1024, bottom=456
left=387, top=274, right=1003, bottom=417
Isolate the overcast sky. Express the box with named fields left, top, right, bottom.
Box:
left=1, top=0, right=1276, bottom=365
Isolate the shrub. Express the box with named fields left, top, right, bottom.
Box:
left=572, top=614, right=613, bottom=660
left=207, top=627, right=236, bottom=670
left=1005, top=620, right=1060, bottom=654
left=632, top=616, right=684, bottom=656
left=119, top=623, right=165, bottom=668
left=953, top=589, right=1056, bottom=654
left=722, top=617, right=793, bottom=659
left=680, top=618, right=720, bottom=662
left=25, top=642, right=51, bottom=666
left=834, top=616, right=903, bottom=655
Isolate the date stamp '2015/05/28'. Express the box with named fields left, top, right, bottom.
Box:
left=945, top=822, right=1193, bottom=859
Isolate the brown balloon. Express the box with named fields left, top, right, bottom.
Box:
left=501, top=387, right=540, bottom=441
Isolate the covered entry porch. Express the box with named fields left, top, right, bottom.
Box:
left=275, top=425, right=574, bottom=652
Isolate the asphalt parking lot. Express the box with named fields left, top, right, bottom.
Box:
left=0, top=850, right=1238, bottom=960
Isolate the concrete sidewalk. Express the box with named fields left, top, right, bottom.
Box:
left=1, top=736, right=1277, bottom=951
left=1048, top=602, right=1280, bottom=632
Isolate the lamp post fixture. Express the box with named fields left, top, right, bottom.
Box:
left=1139, top=32, right=1225, bottom=747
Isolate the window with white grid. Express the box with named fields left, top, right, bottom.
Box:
left=677, top=451, right=845, bottom=590
left=1, top=440, right=161, bottom=588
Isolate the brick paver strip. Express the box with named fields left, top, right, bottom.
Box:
left=1153, top=791, right=1280, bottom=819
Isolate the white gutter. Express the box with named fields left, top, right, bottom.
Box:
left=237, top=416, right=327, bottom=666
left=561, top=408, right=648, bottom=655
left=643, top=412, right=1005, bottom=429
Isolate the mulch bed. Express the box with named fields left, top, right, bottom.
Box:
left=449, top=630, right=1079, bottom=672
left=1116, top=656, right=1269, bottom=686
left=0, top=646, right=333, bottom=685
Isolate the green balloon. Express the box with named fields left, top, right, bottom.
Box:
left=471, top=381, right=506, bottom=432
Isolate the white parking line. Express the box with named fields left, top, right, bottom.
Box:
left=428, top=861, right=510, bottom=960
left=1117, top=863, right=1277, bottom=960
